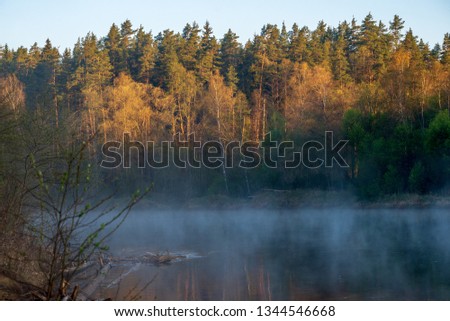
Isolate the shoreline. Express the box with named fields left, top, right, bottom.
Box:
left=130, top=190, right=450, bottom=211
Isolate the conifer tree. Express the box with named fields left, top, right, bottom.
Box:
left=119, top=19, right=136, bottom=73
left=441, top=33, right=450, bottom=67
left=13, top=46, right=28, bottom=77
left=133, top=26, right=156, bottom=83
left=389, top=15, right=405, bottom=50
left=180, top=22, right=201, bottom=71
left=220, top=29, right=241, bottom=83
left=153, top=29, right=180, bottom=89
left=331, top=23, right=351, bottom=86
left=41, top=39, right=60, bottom=126
left=27, top=42, right=41, bottom=70
left=197, top=21, right=219, bottom=85
left=105, top=23, right=121, bottom=75
left=309, top=20, right=329, bottom=66
left=288, top=24, right=308, bottom=63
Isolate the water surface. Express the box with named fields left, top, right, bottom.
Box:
left=95, top=208, right=450, bottom=300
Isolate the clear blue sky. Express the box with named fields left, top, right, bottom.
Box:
left=0, top=0, right=449, bottom=50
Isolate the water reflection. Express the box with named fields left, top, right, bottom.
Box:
left=95, top=209, right=450, bottom=300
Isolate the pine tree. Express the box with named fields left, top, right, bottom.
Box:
left=0, top=44, right=14, bottom=75
left=41, top=39, right=60, bottom=126
left=403, top=29, right=422, bottom=68
left=70, top=33, right=113, bottom=137
left=288, top=24, right=308, bottom=63
left=0, top=45, right=14, bottom=74
left=27, top=42, right=41, bottom=70
left=418, top=39, right=432, bottom=65
left=120, top=19, right=135, bottom=45
left=71, top=33, right=113, bottom=92
left=353, top=13, right=389, bottom=82
left=331, top=24, right=350, bottom=85
left=197, top=21, right=219, bottom=84
left=389, top=15, right=405, bottom=50
left=23, top=42, right=43, bottom=109
left=440, top=33, right=450, bottom=111
left=441, top=33, right=450, bottom=67
left=180, top=22, right=201, bottom=71
left=431, top=43, right=441, bottom=60
left=220, top=29, right=241, bottom=80
left=346, top=18, right=360, bottom=55
left=375, top=21, right=391, bottom=75
left=129, top=26, right=156, bottom=84
left=72, top=38, right=82, bottom=68
left=14, top=46, right=28, bottom=77
left=153, top=29, right=181, bottom=89
left=309, top=20, right=329, bottom=66
left=105, top=23, right=121, bottom=75
left=279, top=22, right=289, bottom=57
left=225, top=65, right=239, bottom=91
left=119, top=19, right=136, bottom=73
left=58, top=48, right=73, bottom=110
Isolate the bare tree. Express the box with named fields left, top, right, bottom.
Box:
left=25, top=130, right=150, bottom=300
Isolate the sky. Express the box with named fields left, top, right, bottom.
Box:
left=0, top=0, right=449, bottom=51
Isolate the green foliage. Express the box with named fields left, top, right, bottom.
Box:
left=425, top=110, right=450, bottom=155
left=408, top=161, right=427, bottom=194
left=0, top=15, right=449, bottom=203
left=342, top=109, right=366, bottom=146
left=344, top=109, right=450, bottom=199
left=383, top=165, right=403, bottom=194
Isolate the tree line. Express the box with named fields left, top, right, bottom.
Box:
left=1, top=14, right=449, bottom=199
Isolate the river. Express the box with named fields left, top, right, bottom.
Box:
left=93, top=208, right=450, bottom=300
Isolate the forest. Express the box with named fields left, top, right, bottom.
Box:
left=0, top=12, right=450, bottom=300
left=1, top=14, right=449, bottom=200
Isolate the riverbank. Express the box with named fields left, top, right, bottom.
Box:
left=132, top=189, right=450, bottom=210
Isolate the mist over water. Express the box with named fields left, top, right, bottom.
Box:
left=96, top=208, right=450, bottom=300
